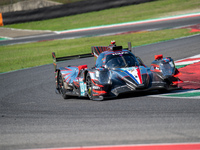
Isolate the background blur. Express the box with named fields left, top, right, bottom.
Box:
left=1, top=0, right=154, bottom=25
left=0, top=0, right=84, bottom=6
left=0, top=0, right=68, bottom=13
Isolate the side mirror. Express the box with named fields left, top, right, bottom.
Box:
left=136, top=56, right=146, bottom=67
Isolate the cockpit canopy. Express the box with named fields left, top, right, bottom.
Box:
left=95, top=50, right=139, bottom=68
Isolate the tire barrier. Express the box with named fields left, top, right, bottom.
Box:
left=1, top=0, right=155, bottom=26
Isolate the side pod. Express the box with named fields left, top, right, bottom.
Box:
left=52, top=52, right=93, bottom=94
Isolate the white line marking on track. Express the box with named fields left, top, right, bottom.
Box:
left=56, top=12, right=200, bottom=34
left=12, top=33, right=57, bottom=40
left=175, top=54, right=200, bottom=65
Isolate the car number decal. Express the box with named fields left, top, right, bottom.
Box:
left=80, top=81, right=86, bottom=96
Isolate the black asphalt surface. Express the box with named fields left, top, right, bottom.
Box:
left=1, top=34, right=200, bottom=150
left=0, top=15, right=200, bottom=46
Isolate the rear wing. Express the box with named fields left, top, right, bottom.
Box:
left=52, top=42, right=133, bottom=71
left=52, top=52, right=92, bottom=72
left=91, top=46, right=108, bottom=58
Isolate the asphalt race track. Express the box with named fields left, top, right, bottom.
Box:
left=1, top=34, right=200, bottom=150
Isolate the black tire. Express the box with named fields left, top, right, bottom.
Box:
left=158, top=88, right=168, bottom=93
left=58, top=73, right=69, bottom=99
left=86, top=74, right=94, bottom=100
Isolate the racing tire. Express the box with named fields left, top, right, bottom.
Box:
left=58, top=72, right=69, bottom=99
left=158, top=88, right=168, bottom=93
left=86, top=74, right=94, bottom=100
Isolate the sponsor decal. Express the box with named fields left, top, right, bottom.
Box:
left=80, top=81, right=86, bottom=96
left=112, top=51, right=129, bottom=55
left=93, top=86, right=100, bottom=90
left=121, top=67, right=142, bottom=84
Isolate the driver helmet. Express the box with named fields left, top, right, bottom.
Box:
left=111, top=40, right=116, bottom=46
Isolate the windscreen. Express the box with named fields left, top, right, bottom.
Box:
left=105, top=52, right=139, bottom=69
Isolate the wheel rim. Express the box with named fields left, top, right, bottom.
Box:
left=86, top=75, right=93, bottom=99
left=59, top=73, right=65, bottom=95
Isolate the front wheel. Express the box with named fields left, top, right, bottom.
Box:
left=58, top=73, right=69, bottom=99
left=86, top=74, right=94, bottom=100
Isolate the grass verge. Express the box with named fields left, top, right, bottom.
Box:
left=0, top=28, right=198, bottom=73
left=2, top=0, right=200, bottom=31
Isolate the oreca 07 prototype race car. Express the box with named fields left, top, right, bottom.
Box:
left=52, top=41, right=181, bottom=100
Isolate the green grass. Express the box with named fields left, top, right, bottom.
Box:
left=0, top=28, right=198, bottom=73
left=3, top=0, right=200, bottom=31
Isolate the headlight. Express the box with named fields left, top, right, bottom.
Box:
left=96, top=70, right=111, bottom=84
left=160, top=63, right=173, bottom=76
left=95, top=71, right=100, bottom=78
left=169, top=61, right=174, bottom=67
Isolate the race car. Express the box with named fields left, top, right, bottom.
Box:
left=52, top=41, right=182, bottom=100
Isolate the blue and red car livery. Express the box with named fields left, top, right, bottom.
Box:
left=52, top=42, right=181, bottom=100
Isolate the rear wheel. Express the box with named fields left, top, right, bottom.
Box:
left=86, top=74, right=94, bottom=100
left=58, top=73, right=69, bottom=99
